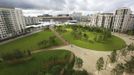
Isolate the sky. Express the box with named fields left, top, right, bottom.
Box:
left=0, top=0, right=134, bottom=16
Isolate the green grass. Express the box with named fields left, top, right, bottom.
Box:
left=63, top=31, right=126, bottom=51
left=0, top=30, right=63, bottom=53
left=0, top=50, right=71, bottom=75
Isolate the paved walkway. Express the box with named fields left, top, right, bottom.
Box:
left=53, top=45, right=111, bottom=75
left=113, top=33, right=134, bottom=45
left=49, top=28, right=134, bottom=74
left=49, top=26, right=69, bottom=45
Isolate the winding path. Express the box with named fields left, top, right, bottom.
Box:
left=48, top=27, right=134, bottom=75
left=49, top=26, right=69, bottom=45
left=113, top=33, right=134, bottom=45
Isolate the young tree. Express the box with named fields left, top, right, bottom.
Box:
left=14, top=50, right=24, bottom=59
left=96, top=57, right=104, bottom=74
left=127, top=43, right=134, bottom=51
left=83, top=33, right=88, bottom=40
left=50, top=65, right=62, bottom=75
left=27, top=50, right=32, bottom=56
left=75, top=57, right=83, bottom=68
left=124, top=56, right=134, bottom=73
left=112, top=63, right=124, bottom=75
left=109, top=50, right=117, bottom=63
left=72, top=70, right=88, bottom=75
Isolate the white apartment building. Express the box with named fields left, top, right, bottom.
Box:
left=113, top=7, right=132, bottom=32
left=0, top=15, right=8, bottom=39
left=90, top=7, right=134, bottom=32
left=90, top=14, right=98, bottom=27
left=90, top=13, right=113, bottom=29
left=129, top=14, right=134, bottom=29
left=25, top=16, right=39, bottom=25
left=0, top=7, right=26, bottom=40
left=101, top=13, right=113, bottom=29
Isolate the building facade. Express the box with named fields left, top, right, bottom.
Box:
left=0, top=7, right=26, bottom=40
left=90, top=14, right=98, bottom=27
left=129, top=14, right=134, bottom=30
left=113, top=7, right=132, bottom=32
left=25, top=16, right=39, bottom=25
left=90, top=7, right=134, bottom=32
left=90, top=13, right=113, bottom=29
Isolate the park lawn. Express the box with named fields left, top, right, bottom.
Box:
left=62, top=31, right=126, bottom=51
left=0, top=30, right=63, bottom=53
left=0, top=50, right=71, bottom=75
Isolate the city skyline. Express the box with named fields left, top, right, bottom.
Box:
left=0, top=0, right=134, bottom=16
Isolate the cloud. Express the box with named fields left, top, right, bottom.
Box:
left=0, top=0, right=134, bottom=11
left=1, top=0, right=134, bottom=16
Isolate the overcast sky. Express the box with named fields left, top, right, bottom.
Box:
left=0, top=0, right=134, bottom=16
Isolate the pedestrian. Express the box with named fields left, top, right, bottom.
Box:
left=71, top=44, right=73, bottom=47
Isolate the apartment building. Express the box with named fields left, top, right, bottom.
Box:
left=99, top=13, right=113, bottom=29
left=0, top=14, right=8, bottom=39
left=90, top=14, right=98, bottom=27
left=90, top=13, right=113, bottom=29
left=38, top=16, right=72, bottom=23
left=113, top=7, right=132, bottom=32
left=25, top=16, right=39, bottom=25
left=0, top=7, right=26, bottom=40
left=129, top=14, right=134, bottom=29
left=90, top=7, right=134, bottom=32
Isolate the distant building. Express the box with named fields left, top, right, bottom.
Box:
left=80, top=16, right=90, bottom=22
left=70, top=12, right=82, bottom=21
left=0, top=7, right=26, bottom=40
left=25, top=16, right=39, bottom=25
left=38, top=15, right=72, bottom=23
left=90, top=7, right=134, bottom=32
left=57, top=14, right=69, bottom=17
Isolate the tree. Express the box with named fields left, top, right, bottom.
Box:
left=83, top=33, right=88, bottom=40
left=96, top=57, right=104, bottom=74
left=49, top=36, right=56, bottom=45
left=50, top=65, right=62, bottom=75
left=109, top=50, right=117, bottom=63
left=124, top=56, right=134, bottom=73
left=14, top=50, right=24, bottom=59
left=75, top=57, right=83, bottom=68
left=94, top=35, right=104, bottom=42
left=27, top=50, right=32, bottom=56
left=72, top=29, right=82, bottom=39
left=127, top=43, right=134, bottom=51
left=103, top=29, right=112, bottom=39
left=72, top=70, right=88, bottom=75
left=112, top=63, right=124, bottom=75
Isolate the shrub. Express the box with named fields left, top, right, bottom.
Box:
left=2, top=50, right=32, bottom=62
left=50, top=65, right=63, bottom=75
left=127, top=43, right=134, bottom=51
left=38, top=36, right=57, bottom=48
left=72, top=70, right=88, bottom=75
